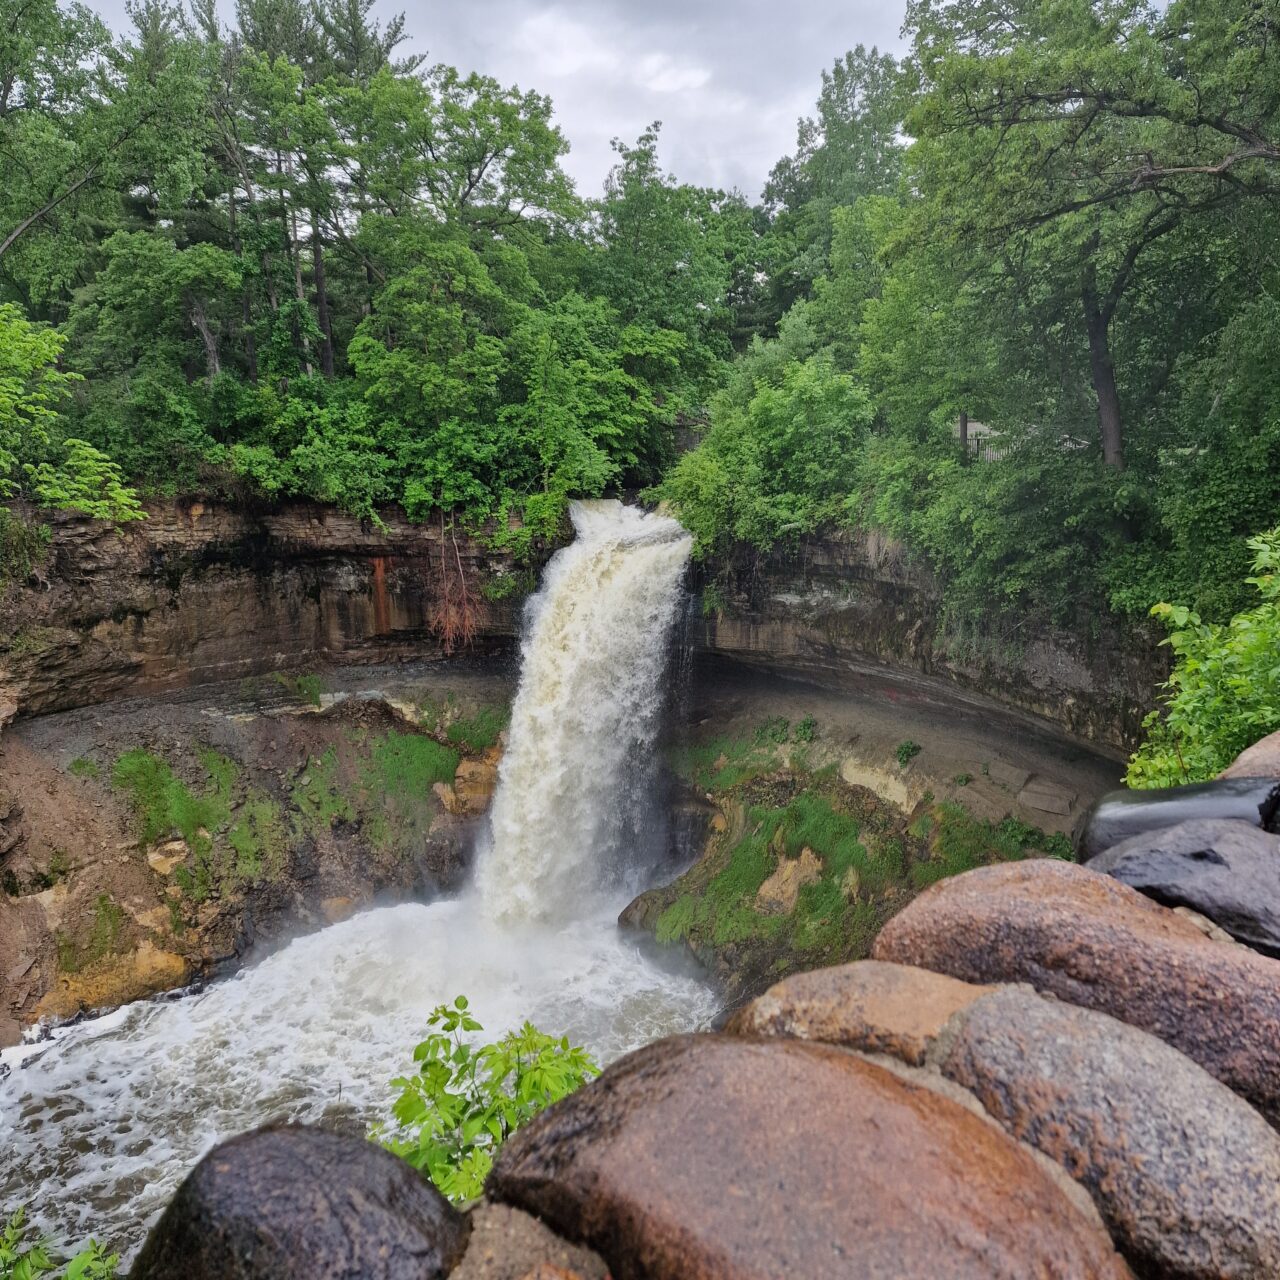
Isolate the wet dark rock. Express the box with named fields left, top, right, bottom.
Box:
left=1075, top=776, right=1280, bottom=863
left=130, top=1124, right=470, bottom=1280
left=1087, top=818, right=1280, bottom=955
left=873, top=859, right=1280, bottom=1125
left=489, top=1033, right=1128, bottom=1280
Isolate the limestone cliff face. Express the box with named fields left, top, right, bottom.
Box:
left=0, top=500, right=531, bottom=718
left=693, top=530, right=1166, bottom=753
left=1, top=504, right=1162, bottom=750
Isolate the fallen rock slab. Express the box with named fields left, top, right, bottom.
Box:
left=732, top=960, right=1280, bottom=1279
left=452, top=1204, right=608, bottom=1280
left=1087, top=818, right=1280, bottom=955
left=129, top=1125, right=470, bottom=1280
left=489, top=1034, right=1128, bottom=1280
left=872, top=860, right=1280, bottom=1124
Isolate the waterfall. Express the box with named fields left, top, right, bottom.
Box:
left=0, top=500, right=715, bottom=1262
left=476, top=500, right=693, bottom=922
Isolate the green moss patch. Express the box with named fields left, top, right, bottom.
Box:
left=56, top=893, right=128, bottom=973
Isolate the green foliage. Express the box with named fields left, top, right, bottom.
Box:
left=68, top=757, right=99, bottom=780
left=895, top=740, right=922, bottom=768
left=0, top=508, right=49, bottom=588
left=376, top=997, right=599, bottom=1204
left=910, top=804, right=1072, bottom=889
left=274, top=671, right=325, bottom=706
left=1127, top=528, right=1280, bottom=786
left=112, top=746, right=285, bottom=900
left=0, top=1209, right=117, bottom=1280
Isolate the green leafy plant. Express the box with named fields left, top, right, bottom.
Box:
left=754, top=717, right=790, bottom=746
left=376, top=997, right=599, bottom=1204
left=895, top=740, right=922, bottom=768
left=0, top=1208, right=118, bottom=1280
left=1128, top=528, right=1280, bottom=786
left=793, top=716, right=817, bottom=743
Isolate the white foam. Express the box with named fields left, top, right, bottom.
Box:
left=0, top=898, right=715, bottom=1258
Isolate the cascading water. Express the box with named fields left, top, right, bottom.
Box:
left=478, top=500, right=694, bottom=920
left=0, top=500, right=714, bottom=1260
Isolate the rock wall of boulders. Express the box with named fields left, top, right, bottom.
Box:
left=129, top=730, right=1280, bottom=1279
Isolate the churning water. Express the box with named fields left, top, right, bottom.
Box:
left=0, top=500, right=715, bottom=1259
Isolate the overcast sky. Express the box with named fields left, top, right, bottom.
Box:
left=96, top=0, right=910, bottom=199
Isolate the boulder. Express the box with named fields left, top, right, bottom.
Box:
left=452, top=1204, right=607, bottom=1280
left=130, top=1125, right=470, bottom=1280
left=944, top=987, right=1280, bottom=1280
left=1221, top=730, right=1280, bottom=780
left=732, top=961, right=1280, bottom=1279
left=725, top=959, right=991, bottom=1066
left=1087, top=818, right=1280, bottom=955
left=872, top=860, right=1280, bottom=1124
left=1074, top=777, right=1280, bottom=862
left=489, top=1034, right=1128, bottom=1280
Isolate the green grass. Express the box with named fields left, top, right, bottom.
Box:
left=56, top=893, right=127, bottom=973
left=444, top=705, right=508, bottom=753
left=292, top=746, right=357, bottom=833
left=367, top=731, right=459, bottom=795
left=671, top=736, right=782, bottom=791
left=68, top=756, right=100, bottom=780
left=274, top=671, right=326, bottom=706
left=114, top=746, right=288, bottom=901
left=112, top=749, right=233, bottom=848
left=910, top=802, right=1073, bottom=888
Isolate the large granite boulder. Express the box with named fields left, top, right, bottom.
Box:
left=1086, top=818, right=1280, bottom=955
left=489, top=1034, right=1128, bottom=1280
left=732, top=961, right=1280, bottom=1279
left=947, top=986, right=1280, bottom=1279
left=871, top=860, right=1280, bottom=1124
left=1074, top=777, right=1280, bottom=862
left=1221, top=730, right=1280, bottom=780
left=725, top=958, right=992, bottom=1065
left=130, top=1125, right=471, bottom=1280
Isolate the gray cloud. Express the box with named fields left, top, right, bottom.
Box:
left=96, top=0, right=910, bottom=197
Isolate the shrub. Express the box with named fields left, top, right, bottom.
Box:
left=376, top=997, right=599, bottom=1204
left=895, top=740, right=922, bottom=768
left=1128, top=527, right=1280, bottom=786
left=0, top=1208, right=118, bottom=1279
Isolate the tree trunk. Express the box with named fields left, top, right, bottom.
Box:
left=228, top=186, right=258, bottom=383
left=312, top=213, right=335, bottom=377
left=1081, top=283, right=1125, bottom=468
left=190, top=299, right=221, bottom=382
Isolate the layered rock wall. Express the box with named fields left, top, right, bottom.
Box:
left=1, top=504, right=1163, bottom=749
left=0, top=501, right=527, bottom=718
left=696, top=530, right=1166, bottom=752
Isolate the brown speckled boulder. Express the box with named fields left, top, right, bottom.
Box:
left=872, top=859, right=1280, bottom=1124
left=1221, top=730, right=1280, bottom=780
left=944, top=987, right=1280, bottom=1280
left=489, top=1033, right=1128, bottom=1280
left=725, top=958, right=991, bottom=1065
left=733, top=960, right=1280, bottom=1279
left=130, top=1125, right=470, bottom=1280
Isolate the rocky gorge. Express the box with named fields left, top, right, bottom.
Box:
left=4, top=498, right=1267, bottom=1280
left=124, top=730, right=1280, bottom=1279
